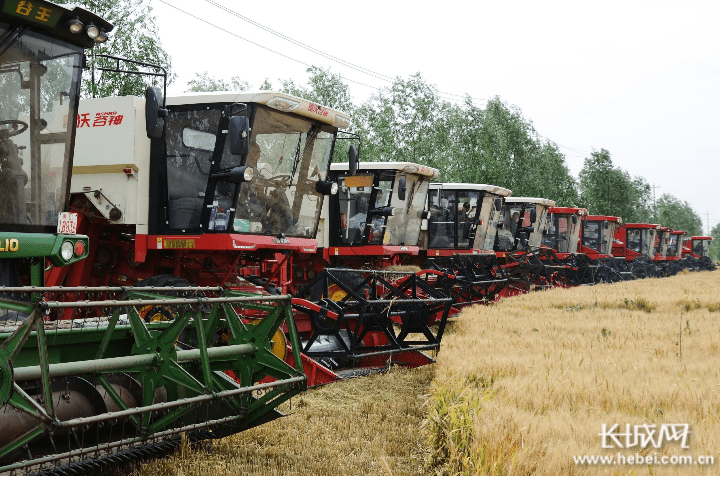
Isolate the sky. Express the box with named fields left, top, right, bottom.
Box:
left=151, top=0, right=719, bottom=233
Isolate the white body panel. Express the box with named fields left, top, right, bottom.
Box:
left=71, top=96, right=151, bottom=234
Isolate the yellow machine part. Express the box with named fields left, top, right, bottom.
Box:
left=251, top=319, right=287, bottom=360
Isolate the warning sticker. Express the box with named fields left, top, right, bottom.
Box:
left=344, top=175, right=373, bottom=188
left=164, top=239, right=195, bottom=249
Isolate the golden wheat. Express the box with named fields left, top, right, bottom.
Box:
left=426, top=270, right=720, bottom=475
left=126, top=366, right=435, bottom=476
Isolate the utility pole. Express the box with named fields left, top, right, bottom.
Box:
left=707, top=212, right=711, bottom=236
left=652, top=184, right=660, bottom=222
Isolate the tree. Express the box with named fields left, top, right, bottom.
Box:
left=55, top=0, right=175, bottom=98
left=578, top=149, right=652, bottom=222
left=656, top=194, right=703, bottom=235
left=353, top=73, right=455, bottom=171
left=710, top=223, right=720, bottom=261
left=185, top=72, right=249, bottom=93
left=278, top=66, right=354, bottom=115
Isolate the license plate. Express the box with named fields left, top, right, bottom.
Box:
left=57, top=212, right=78, bottom=234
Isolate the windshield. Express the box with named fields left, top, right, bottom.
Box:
left=627, top=228, right=655, bottom=255
left=427, top=188, right=481, bottom=249
left=0, top=23, right=83, bottom=232
left=654, top=231, right=669, bottom=257
left=542, top=213, right=580, bottom=253
left=384, top=173, right=428, bottom=246
left=583, top=220, right=615, bottom=255
left=234, top=106, right=334, bottom=237
left=666, top=234, right=681, bottom=257
left=692, top=240, right=709, bottom=257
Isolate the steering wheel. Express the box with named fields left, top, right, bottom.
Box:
left=0, top=120, right=29, bottom=138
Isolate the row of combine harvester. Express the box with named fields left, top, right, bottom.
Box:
left=0, top=1, right=715, bottom=473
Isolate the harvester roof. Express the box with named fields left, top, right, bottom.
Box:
left=505, top=197, right=556, bottom=207
left=166, top=91, right=351, bottom=129
left=625, top=223, right=661, bottom=229
left=429, top=183, right=512, bottom=196
left=587, top=215, right=622, bottom=223
left=331, top=162, right=440, bottom=178
left=549, top=206, right=588, bottom=216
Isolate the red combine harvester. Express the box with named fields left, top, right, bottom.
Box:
left=539, top=206, right=596, bottom=285
left=612, top=222, right=661, bottom=278
left=493, top=197, right=558, bottom=295
left=415, top=182, right=513, bottom=306
left=682, top=236, right=716, bottom=271
left=292, top=161, right=452, bottom=372
left=579, top=214, right=628, bottom=281
left=653, top=228, right=686, bottom=276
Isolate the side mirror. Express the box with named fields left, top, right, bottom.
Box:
left=397, top=177, right=407, bottom=201
left=145, top=86, right=167, bottom=139
left=571, top=215, right=578, bottom=225
left=529, top=208, right=537, bottom=224
left=213, top=165, right=254, bottom=183
left=494, top=197, right=502, bottom=210
left=604, top=220, right=610, bottom=229
left=348, top=144, right=359, bottom=176
left=229, top=116, right=250, bottom=156
left=315, top=180, right=338, bottom=196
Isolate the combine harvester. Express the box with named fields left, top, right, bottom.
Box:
left=682, top=235, right=716, bottom=271
left=0, top=3, right=311, bottom=472
left=578, top=214, right=628, bottom=282
left=292, top=161, right=453, bottom=372
left=416, top=182, right=513, bottom=306
left=611, top=222, right=661, bottom=278
left=48, top=85, right=450, bottom=382
left=493, top=197, right=558, bottom=295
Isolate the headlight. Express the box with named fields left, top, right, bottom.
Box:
left=243, top=166, right=254, bottom=182
left=61, top=241, right=74, bottom=261
left=330, top=182, right=339, bottom=195
left=267, top=96, right=300, bottom=112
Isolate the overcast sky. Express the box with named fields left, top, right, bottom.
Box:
left=152, top=0, right=719, bottom=233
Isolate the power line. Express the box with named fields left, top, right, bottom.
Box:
left=156, top=0, right=483, bottom=108
left=198, top=0, right=487, bottom=105
left=156, top=0, right=592, bottom=155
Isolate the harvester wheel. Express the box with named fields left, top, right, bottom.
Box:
left=142, top=305, right=175, bottom=323
left=250, top=319, right=287, bottom=360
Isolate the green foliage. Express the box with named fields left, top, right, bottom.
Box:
left=185, top=72, right=249, bottom=93
left=277, top=66, right=354, bottom=115
left=55, top=0, right=175, bottom=98
left=710, top=222, right=720, bottom=261
left=578, top=149, right=652, bottom=221
left=655, top=194, right=703, bottom=236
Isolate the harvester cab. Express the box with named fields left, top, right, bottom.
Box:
left=57, top=91, right=351, bottom=293
left=422, top=183, right=512, bottom=256
left=318, top=161, right=438, bottom=264
left=496, top=197, right=555, bottom=252
left=653, top=226, right=672, bottom=259
left=0, top=1, right=111, bottom=288
left=665, top=230, right=685, bottom=258
left=613, top=223, right=659, bottom=259
left=682, top=236, right=715, bottom=271
left=612, top=223, right=661, bottom=278
left=580, top=215, right=621, bottom=257
left=415, top=182, right=512, bottom=307
left=541, top=207, right=588, bottom=255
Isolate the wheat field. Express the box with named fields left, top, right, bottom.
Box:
left=125, top=365, right=436, bottom=475
left=426, top=269, right=720, bottom=475
left=124, top=270, right=720, bottom=475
